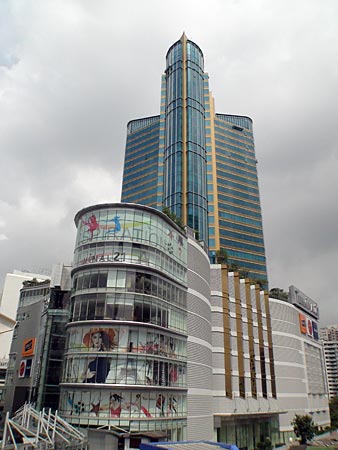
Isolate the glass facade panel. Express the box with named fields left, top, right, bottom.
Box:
left=120, top=35, right=268, bottom=288
left=163, top=37, right=208, bottom=244
left=61, top=204, right=188, bottom=435
left=210, top=115, right=268, bottom=283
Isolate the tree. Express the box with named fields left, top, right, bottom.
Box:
left=239, top=269, right=249, bottom=279
left=256, top=437, right=272, bottom=450
left=269, top=288, right=288, bottom=301
left=291, top=414, right=316, bottom=444
left=329, top=396, right=338, bottom=429
left=162, top=207, right=183, bottom=229
left=216, top=249, right=228, bottom=264
left=227, top=262, right=239, bottom=272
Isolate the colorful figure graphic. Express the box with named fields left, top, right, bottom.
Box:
left=145, top=360, right=153, bottom=385
left=82, top=328, right=115, bottom=383
left=169, top=365, right=178, bottom=384
left=84, top=356, right=110, bottom=384
left=107, top=216, right=121, bottom=233
left=156, top=394, right=165, bottom=416
left=109, top=393, right=123, bottom=418
left=132, top=393, right=152, bottom=417
left=82, top=215, right=100, bottom=239
left=168, top=396, right=177, bottom=415
left=90, top=402, right=101, bottom=416
left=82, top=214, right=122, bottom=240
left=83, top=328, right=116, bottom=350
left=67, top=396, right=85, bottom=415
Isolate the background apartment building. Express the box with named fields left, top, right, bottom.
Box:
left=320, top=325, right=338, bottom=398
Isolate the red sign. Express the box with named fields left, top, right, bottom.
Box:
left=19, top=360, right=26, bottom=378
left=299, top=314, right=307, bottom=334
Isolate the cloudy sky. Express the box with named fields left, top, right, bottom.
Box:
left=1, top=0, right=337, bottom=325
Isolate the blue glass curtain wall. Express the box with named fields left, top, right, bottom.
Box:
left=163, top=38, right=208, bottom=243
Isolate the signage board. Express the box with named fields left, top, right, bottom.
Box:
left=299, top=313, right=307, bottom=334
left=289, top=285, right=319, bottom=319
left=22, top=338, right=36, bottom=357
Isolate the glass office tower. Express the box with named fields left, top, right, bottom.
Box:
left=163, top=34, right=208, bottom=244
left=121, top=116, right=162, bottom=210
left=121, top=34, right=268, bottom=284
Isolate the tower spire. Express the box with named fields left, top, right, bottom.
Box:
left=180, top=31, right=187, bottom=42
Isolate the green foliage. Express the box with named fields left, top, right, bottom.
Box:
left=23, top=277, right=38, bottom=286
left=253, top=278, right=267, bottom=289
left=269, top=287, right=288, bottom=300
left=216, top=249, right=228, bottom=264
left=239, top=269, right=249, bottom=279
left=227, top=262, right=239, bottom=272
left=329, top=396, right=338, bottom=429
left=22, top=278, right=49, bottom=287
left=243, top=277, right=267, bottom=290
left=162, top=207, right=183, bottom=229
left=256, top=438, right=272, bottom=450
left=292, top=414, right=316, bottom=444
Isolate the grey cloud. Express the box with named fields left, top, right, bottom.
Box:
left=1, top=0, right=338, bottom=326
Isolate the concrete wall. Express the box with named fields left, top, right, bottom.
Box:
left=0, top=271, right=49, bottom=361
left=3, top=294, right=46, bottom=415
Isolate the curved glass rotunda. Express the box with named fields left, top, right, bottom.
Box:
left=59, top=203, right=188, bottom=439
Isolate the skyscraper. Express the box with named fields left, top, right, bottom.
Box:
left=121, top=33, right=267, bottom=283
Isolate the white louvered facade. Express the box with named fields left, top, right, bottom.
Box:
left=186, top=238, right=213, bottom=439
left=210, top=265, right=280, bottom=449
left=269, top=298, right=330, bottom=435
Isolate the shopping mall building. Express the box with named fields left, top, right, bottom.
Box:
left=57, top=203, right=288, bottom=449
left=59, top=203, right=192, bottom=442
left=4, top=203, right=329, bottom=449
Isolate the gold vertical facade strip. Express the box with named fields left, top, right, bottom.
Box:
left=245, top=281, right=257, bottom=398
left=181, top=33, right=187, bottom=226
left=221, top=266, right=232, bottom=398
left=234, top=273, right=245, bottom=398
left=208, top=94, right=220, bottom=249
left=264, top=292, right=277, bottom=398
left=255, top=287, right=267, bottom=398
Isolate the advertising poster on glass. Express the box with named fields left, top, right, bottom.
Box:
left=76, top=207, right=187, bottom=267
left=62, top=389, right=184, bottom=419
left=68, top=326, right=129, bottom=352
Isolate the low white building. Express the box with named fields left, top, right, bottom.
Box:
left=269, top=286, right=330, bottom=440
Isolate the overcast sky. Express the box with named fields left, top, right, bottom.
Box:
left=1, top=0, right=337, bottom=326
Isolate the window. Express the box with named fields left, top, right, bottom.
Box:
left=98, top=272, right=107, bottom=288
